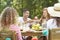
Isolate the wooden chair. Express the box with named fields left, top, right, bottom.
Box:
left=0, top=30, right=17, bottom=40
left=49, top=28, right=60, bottom=40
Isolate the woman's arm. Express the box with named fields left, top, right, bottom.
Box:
left=10, top=24, right=23, bottom=40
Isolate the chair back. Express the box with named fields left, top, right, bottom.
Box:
left=49, top=28, right=60, bottom=40
left=0, top=30, right=17, bottom=40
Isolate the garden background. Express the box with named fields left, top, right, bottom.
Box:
left=0, top=0, right=59, bottom=18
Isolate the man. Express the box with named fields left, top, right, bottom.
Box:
left=19, top=9, right=32, bottom=40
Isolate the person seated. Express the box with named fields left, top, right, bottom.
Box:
left=39, top=7, right=50, bottom=28
left=18, top=9, right=32, bottom=40
left=32, top=16, right=40, bottom=24
left=38, top=7, right=50, bottom=40
left=31, top=16, right=41, bottom=31
left=47, top=3, right=60, bottom=29
left=43, top=3, right=60, bottom=40
left=0, top=7, right=22, bottom=40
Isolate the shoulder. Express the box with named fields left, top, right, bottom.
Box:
left=47, top=18, right=57, bottom=29
left=18, top=17, right=23, bottom=19
left=10, top=24, right=20, bottom=31
left=18, top=17, right=23, bottom=21
left=47, top=19, right=55, bottom=24
left=27, top=18, right=31, bottom=20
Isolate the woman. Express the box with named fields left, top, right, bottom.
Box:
left=43, top=3, right=60, bottom=40
left=0, top=7, right=22, bottom=40
left=40, top=8, right=50, bottom=28
left=39, top=8, right=50, bottom=40
left=47, top=3, right=60, bottom=29
left=38, top=8, right=50, bottom=40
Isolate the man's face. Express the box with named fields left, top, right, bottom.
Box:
left=23, top=11, right=29, bottom=18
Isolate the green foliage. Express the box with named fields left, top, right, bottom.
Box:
left=58, top=0, right=60, bottom=2
left=0, top=0, right=58, bottom=18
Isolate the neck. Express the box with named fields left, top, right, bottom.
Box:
left=23, top=17, right=27, bottom=21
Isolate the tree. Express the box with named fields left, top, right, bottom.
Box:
left=0, top=0, right=58, bottom=18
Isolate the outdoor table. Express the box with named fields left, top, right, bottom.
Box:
left=21, top=31, right=43, bottom=36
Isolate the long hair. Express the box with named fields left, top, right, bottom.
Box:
left=40, top=8, right=50, bottom=25
left=0, top=7, right=19, bottom=27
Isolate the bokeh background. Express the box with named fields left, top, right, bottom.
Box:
left=0, top=0, right=59, bottom=18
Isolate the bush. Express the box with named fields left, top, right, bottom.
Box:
left=0, top=0, right=58, bottom=18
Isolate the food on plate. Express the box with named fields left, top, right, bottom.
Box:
left=31, top=24, right=42, bottom=31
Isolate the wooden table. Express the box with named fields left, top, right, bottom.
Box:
left=21, top=31, right=43, bottom=36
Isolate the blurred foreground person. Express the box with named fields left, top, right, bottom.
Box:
left=0, top=7, right=22, bottom=40
left=47, top=3, right=60, bottom=29
left=43, top=3, right=60, bottom=40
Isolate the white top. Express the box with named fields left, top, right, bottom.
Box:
left=47, top=19, right=57, bottom=29
left=18, top=17, right=31, bottom=31
left=42, top=19, right=47, bottom=28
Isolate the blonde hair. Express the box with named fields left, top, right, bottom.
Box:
left=40, top=8, right=50, bottom=25
left=42, top=8, right=50, bottom=19
left=0, top=7, right=19, bottom=27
